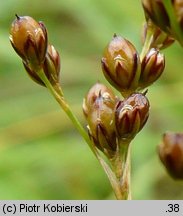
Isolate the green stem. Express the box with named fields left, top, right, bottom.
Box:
left=140, top=22, right=155, bottom=61
left=99, top=155, right=124, bottom=200
left=110, top=140, right=131, bottom=200
left=37, top=69, right=95, bottom=153
left=119, top=141, right=131, bottom=200
left=120, top=144, right=131, bottom=200
left=110, top=150, right=123, bottom=181
left=37, top=69, right=125, bottom=199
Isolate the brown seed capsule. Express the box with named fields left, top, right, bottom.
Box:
left=23, top=61, right=45, bottom=86
left=141, top=0, right=171, bottom=34
left=10, top=15, right=48, bottom=71
left=101, top=35, right=141, bottom=97
left=43, top=44, right=60, bottom=85
left=158, top=132, right=183, bottom=179
left=83, top=83, right=118, bottom=157
left=141, top=21, right=175, bottom=50
left=139, top=48, right=165, bottom=89
left=115, top=93, right=149, bottom=141
left=142, top=0, right=183, bottom=46
left=23, top=44, right=61, bottom=86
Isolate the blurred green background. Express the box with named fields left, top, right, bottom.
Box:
left=0, top=0, right=183, bottom=200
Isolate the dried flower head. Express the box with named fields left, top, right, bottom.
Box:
left=115, top=93, right=150, bottom=141
left=101, top=35, right=141, bottom=97
left=139, top=48, right=165, bottom=89
left=23, top=44, right=61, bottom=86
left=10, top=15, right=48, bottom=71
left=43, top=44, right=60, bottom=85
left=83, top=83, right=118, bottom=157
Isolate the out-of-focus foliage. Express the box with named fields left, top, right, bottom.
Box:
left=0, top=0, right=183, bottom=199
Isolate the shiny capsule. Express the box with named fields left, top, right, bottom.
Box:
left=101, top=35, right=141, bottom=97
left=43, top=44, right=61, bottom=85
left=83, top=83, right=118, bottom=157
left=115, top=93, right=150, bottom=141
left=139, top=48, right=165, bottom=89
left=10, top=15, right=48, bottom=71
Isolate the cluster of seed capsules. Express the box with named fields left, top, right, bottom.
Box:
left=84, top=0, right=183, bottom=179
left=142, top=0, right=183, bottom=180
left=83, top=31, right=166, bottom=158
left=9, top=0, right=183, bottom=179
left=142, top=0, right=183, bottom=46
left=10, top=15, right=60, bottom=87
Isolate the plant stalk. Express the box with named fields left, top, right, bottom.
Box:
left=37, top=70, right=95, bottom=153
left=37, top=69, right=129, bottom=200
left=110, top=140, right=131, bottom=200
left=120, top=144, right=131, bottom=200
left=140, top=22, right=154, bottom=61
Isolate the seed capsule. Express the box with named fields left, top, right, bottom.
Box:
left=101, top=35, right=141, bottom=97
left=141, top=21, right=174, bottom=50
left=141, top=0, right=171, bottom=34
left=10, top=15, right=48, bottom=71
left=83, top=83, right=118, bottom=157
left=142, top=0, right=183, bottom=46
left=115, top=93, right=149, bottom=141
left=43, top=44, right=60, bottom=85
left=23, top=61, right=44, bottom=86
left=158, top=132, right=183, bottom=179
left=139, top=48, right=165, bottom=89
left=23, top=44, right=61, bottom=86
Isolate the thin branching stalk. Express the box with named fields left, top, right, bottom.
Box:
left=37, top=69, right=129, bottom=200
